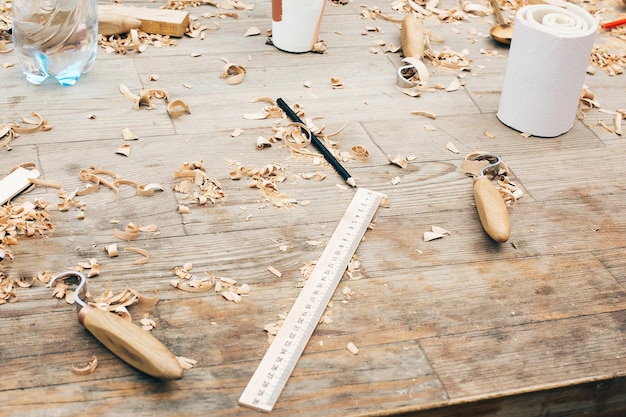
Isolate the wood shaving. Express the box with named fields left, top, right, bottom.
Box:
left=298, top=172, right=327, bottom=181
left=177, top=356, right=197, bottom=370
left=105, top=243, right=119, bottom=257
left=446, top=77, right=462, bottom=92
left=330, top=77, right=344, bottom=89
left=71, top=356, right=98, bottom=375
left=220, top=59, right=247, bottom=85
left=256, top=136, right=272, bottom=149
left=244, top=26, right=261, bottom=37
left=446, top=142, right=460, bottom=154
left=140, top=316, right=157, bottom=331
left=410, top=110, right=437, bottom=119
left=124, top=247, right=150, bottom=265
left=116, top=144, right=131, bottom=157
left=267, top=266, right=282, bottom=278
left=346, top=342, right=359, bottom=355
left=167, top=99, right=191, bottom=118
left=350, top=145, right=371, bottom=161
left=387, top=154, right=409, bottom=169
left=122, top=127, right=139, bottom=141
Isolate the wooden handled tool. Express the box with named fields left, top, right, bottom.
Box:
left=51, top=272, right=184, bottom=380
left=469, top=154, right=511, bottom=242
left=400, top=14, right=425, bottom=59
left=473, top=175, right=511, bottom=243
left=397, top=14, right=429, bottom=88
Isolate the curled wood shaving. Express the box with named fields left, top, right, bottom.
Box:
left=167, top=99, right=192, bottom=118
left=105, top=243, right=119, bottom=257
left=350, top=145, right=371, bottom=161
left=72, top=356, right=98, bottom=375
left=138, top=289, right=159, bottom=307
left=113, top=223, right=157, bottom=241
left=124, top=247, right=150, bottom=265
left=220, top=59, right=247, bottom=85
left=256, top=136, right=272, bottom=149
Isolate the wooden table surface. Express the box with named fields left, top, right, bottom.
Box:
left=1, top=0, right=626, bottom=416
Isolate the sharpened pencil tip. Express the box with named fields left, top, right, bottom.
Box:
left=346, top=177, right=357, bottom=188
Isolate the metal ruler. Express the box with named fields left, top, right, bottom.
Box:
left=239, top=188, right=384, bottom=413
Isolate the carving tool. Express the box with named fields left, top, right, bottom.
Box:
left=397, top=14, right=429, bottom=88
left=277, top=98, right=357, bottom=187
left=49, top=271, right=184, bottom=380
left=239, top=188, right=384, bottom=412
left=470, top=154, right=511, bottom=242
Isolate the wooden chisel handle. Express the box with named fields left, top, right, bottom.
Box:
left=473, top=177, right=511, bottom=243
left=400, top=14, right=425, bottom=58
left=79, top=306, right=184, bottom=380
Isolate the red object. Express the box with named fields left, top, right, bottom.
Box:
left=602, top=18, right=626, bottom=29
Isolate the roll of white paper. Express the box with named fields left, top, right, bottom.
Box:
left=496, top=3, right=597, bottom=137
left=272, top=0, right=326, bottom=53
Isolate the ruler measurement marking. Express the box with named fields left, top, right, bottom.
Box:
left=239, top=189, right=384, bottom=412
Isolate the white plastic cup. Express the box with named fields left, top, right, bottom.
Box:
left=272, top=0, right=326, bottom=53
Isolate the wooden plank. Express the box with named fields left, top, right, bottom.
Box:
left=1, top=0, right=625, bottom=415
left=98, top=5, right=189, bottom=37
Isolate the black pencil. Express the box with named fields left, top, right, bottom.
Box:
left=276, top=98, right=357, bottom=188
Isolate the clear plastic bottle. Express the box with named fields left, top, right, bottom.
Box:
left=12, top=0, right=98, bottom=86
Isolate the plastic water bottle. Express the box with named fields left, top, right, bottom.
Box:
left=12, top=0, right=98, bottom=86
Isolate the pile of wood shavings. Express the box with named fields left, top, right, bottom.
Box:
left=99, top=30, right=178, bottom=55
left=228, top=161, right=298, bottom=208
left=589, top=42, right=625, bottom=76
left=0, top=199, right=53, bottom=267
left=173, top=161, right=226, bottom=212
left=170, top=262, right=250, bottom=302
